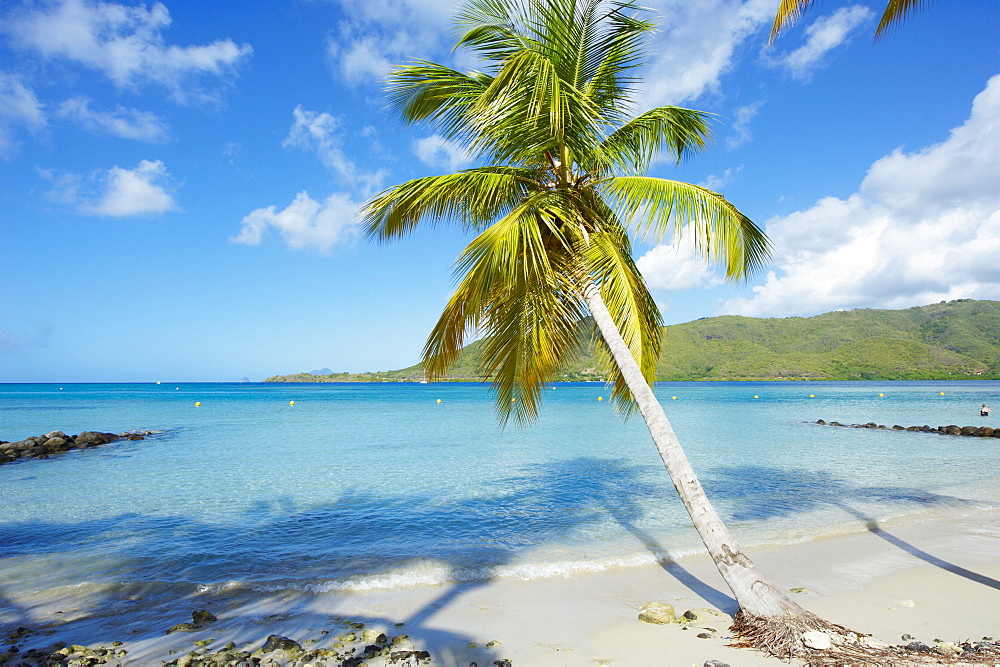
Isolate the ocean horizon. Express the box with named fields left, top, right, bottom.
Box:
left=2, top=380, right=999, bottom=629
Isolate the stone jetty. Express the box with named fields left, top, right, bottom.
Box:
left=816, top=420, right=1000, bottom=438
left=0, top=430, right=157, bottom=465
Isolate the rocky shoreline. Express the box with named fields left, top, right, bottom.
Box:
left=1, top=610, right=513, bottom=667
left=816, top=419, right=1000, bottom=438
left=0, top=430, right=159, bottom=465
left=3, top=607, right=999, bottom=666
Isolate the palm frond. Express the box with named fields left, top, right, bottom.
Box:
left=597, top=106, right=713, bottom=173
left=876, top=0, right=933, bottom=38
left=769, top=0, right=813, bottom=42
left=423, top=199, right=589, bottom=424
left=362, top=167, right=540, bottom=241
left=386, top=62, right=490, bottom=145
left=603, top=176, right=771, bottom=281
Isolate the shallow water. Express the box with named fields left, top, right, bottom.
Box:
left=1, top=381, right=998, bottom=618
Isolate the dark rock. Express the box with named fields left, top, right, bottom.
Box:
left=816, top=419, right=826, bottom=425
left=166, top=623, right=197, bottom=634
left=960, top=426, right=977, bottom=435
left=0, top=453, right=11, bottom=464
left=906, top=426, right=920, bottom=431
left=891, top=425, right=904, bottom=430
left=943, top=425, right=961, bottom=435
left=260, top=634, right=301, bottom=653
left=901, top=634, right=914, bottom=640
left=191, top=610, right=217, bottom=626
left=905, top=641, right=931, bottom=653
left=976, top=426, right=994, bottom=437
left=492, top=660, right=511, bottom=667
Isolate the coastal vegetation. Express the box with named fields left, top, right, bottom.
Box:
left=266, top=299, right=1000, bottom=382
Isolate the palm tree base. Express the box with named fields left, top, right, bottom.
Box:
left=731, top=610, right=1000, bottom=664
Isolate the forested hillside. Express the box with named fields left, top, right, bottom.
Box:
left=265, top=299, right=1000, bottom=382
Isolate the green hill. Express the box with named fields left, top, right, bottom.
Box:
left=265, top=299, right=1000, bottom=382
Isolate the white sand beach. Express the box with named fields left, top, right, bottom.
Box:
left=9, top=506, right=997, bottom=666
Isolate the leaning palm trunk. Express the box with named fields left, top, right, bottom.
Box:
left=581, top=283, right=801, bottom=616
left=581, top=283, right=885, bottom=661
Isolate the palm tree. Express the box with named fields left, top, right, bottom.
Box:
left=770, top=0, right=931, bottom=41
left=363, top=0, right=870, bottom=658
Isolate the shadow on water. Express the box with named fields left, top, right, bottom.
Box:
left=701, top=465, right=971, bottom=523
left=0, top=456, right=723, bottom=654
left=704, top=465, right=999, bottom=590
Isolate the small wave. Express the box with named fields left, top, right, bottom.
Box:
left=195, top=548, right=706, bottom=596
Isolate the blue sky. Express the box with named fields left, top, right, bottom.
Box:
left=1, top=0, right=999, bottom=382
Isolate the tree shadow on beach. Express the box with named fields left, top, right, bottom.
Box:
left=0, top=455, right=709, bottom=657
left=600, top=500, right=737, bottom=613
left=703, top=465, right=1000, bottom=591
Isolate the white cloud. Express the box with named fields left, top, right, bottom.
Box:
left=231, top=191, right=360, bottom=253
left=726, top=102, right=761, bottom=149
left=44, top=159, right=179, bottom=217
left=325, top=0, right=454, bottom=84
left=4, top=0, right=251, bottom=103
left=699, top=165, right=744, bottom=191
left=414, top=134, right=473, bottom=171
left=722, top=74, right=1000, bottom=317
left=283, top=105, right=386, bottom=194
left=0, top=71, right=45, bottom=158
left=57, top=97, right=169, bottom=141
left=636, top=240, right=726, bottom=292
left=641, top=0, right=775, bottom=106
left=766, top=5, right=872, bottom=80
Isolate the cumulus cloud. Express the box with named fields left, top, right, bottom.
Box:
left=414, top=134, right=473, bottom=171
left=283, top=105, right=386, bottom=194
left=325, top=0, right=453, bottom=84
left=45, top=159, right=179, bottom=217
left=231, top=191, right=360, bottom=253
left=4, top=0, right=251, bottom=103
left=641, top=0, right=775, bottom=106
left=636, top=240, right=726, bottom=292
left=722, top=74, right=1000, bottom=317
left=0, top=71, right=45, bottom=158
left=766, top=5, right=872, bottom=80
left=57, top=97, right=169, bottom=141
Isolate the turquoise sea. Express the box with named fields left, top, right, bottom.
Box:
left=1, top=381, right=999, bottom=626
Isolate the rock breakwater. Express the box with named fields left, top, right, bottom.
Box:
left=816, top=420, right=1000, bottom=438
left=0, top=430, right=158, bottom=465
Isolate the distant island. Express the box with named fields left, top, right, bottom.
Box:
left=265, top=299, right=1000, bottom=383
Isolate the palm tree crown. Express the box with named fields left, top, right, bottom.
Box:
left=364, top=0, right=769, bottom=424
